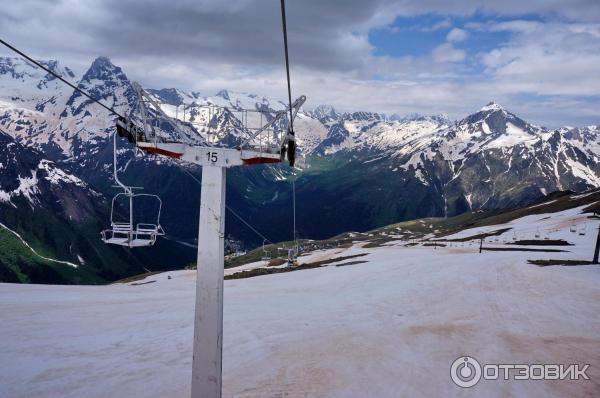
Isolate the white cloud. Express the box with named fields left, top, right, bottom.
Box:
left=488, top=20, right=543, bottom=33
left=432, top=43, right=466, bottom=63
left=446, top=27, right=468, bottom=42
left=431, top=19, right=452, bottom=30
left=478, top=22, right=600, bottom=96
left=419, top=19, right=453, bottom=31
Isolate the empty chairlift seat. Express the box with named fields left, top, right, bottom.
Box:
left=101, top=131, right=165, bottom=248
left=101, top=193, right=165, bottom=248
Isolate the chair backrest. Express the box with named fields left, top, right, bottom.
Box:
left=104, top=193, right=164, bottom=247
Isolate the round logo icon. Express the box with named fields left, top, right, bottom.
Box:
left=451, top=356, right=482, bottom=388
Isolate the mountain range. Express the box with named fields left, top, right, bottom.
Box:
left=0, top=55, right=599, bottom=283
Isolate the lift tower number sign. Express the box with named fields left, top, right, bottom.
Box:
left=207, top=151, right=218, bottom=163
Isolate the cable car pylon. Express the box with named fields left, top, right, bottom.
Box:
left=134, top=94, right=305, bottom=398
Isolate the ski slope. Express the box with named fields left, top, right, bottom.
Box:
left=1, top=208, right=600, bottom=397
left=438, top=203, right=594, bottom=245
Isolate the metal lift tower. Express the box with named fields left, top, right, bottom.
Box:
left=133, top=93, right=305, bottom=397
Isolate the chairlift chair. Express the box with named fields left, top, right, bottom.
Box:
left=287, top=248, right=297, bottom=267
left=101, top=192, right=165, bottom=247
left=261, top=239, right=272, bottom=261
left=101, top=131, right=165, bottom=248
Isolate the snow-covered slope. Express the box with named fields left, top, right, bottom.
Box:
left=0, top=130, right=97, bottom=218
left=0, top=57, right=119, bottom=158
left=2, top=201, right=599, bottom=397
left=313, top=101, right=600, bottom=192
left=319, top=102, right=600, bottom=215
left=0, top=57, right=74, bottom=108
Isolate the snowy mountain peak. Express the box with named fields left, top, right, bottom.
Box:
left=480, top=101, right=504, bottom=112
left=216, top=89, right=230, bottom=100
left=147, top=88, right=185, bottom=106
left=0, top=57, right=61, bottom=79
left=0, top=57, right=75, bottom=96
left=81, top=56, right=127, bottom=83
left=64, top=56, right=135, bottom=118
left=462, top=101, right=530, bottom=132
left=349, top=111, right=382, bottom=122
left=397, top=113, right=452, bottom=125
left=311, top=104, right=339, bottom=122
left=39, top=60, right=75, bottom=79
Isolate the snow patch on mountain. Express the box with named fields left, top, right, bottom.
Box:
left=479, top=101, right=503, bottom=112
left=0, top=159, right=90, bottom=207
left=565, top=158, right=600, bottom=186
left=483, top=122, right=538, bottom=149
left=38, top=160, right=87, bottom=187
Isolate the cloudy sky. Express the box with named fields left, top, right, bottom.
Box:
left=2, top=0, right=600, bottom=127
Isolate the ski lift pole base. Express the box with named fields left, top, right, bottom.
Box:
left=191, top=165, right=226, bottom=398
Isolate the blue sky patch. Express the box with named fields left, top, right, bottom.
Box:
left=369, top=14, right=538, bottom=59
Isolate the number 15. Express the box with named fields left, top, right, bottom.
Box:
left=206, top=152, right=218, bottom=163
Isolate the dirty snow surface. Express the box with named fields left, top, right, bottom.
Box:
left=2, top=210, right=600, bottom=397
